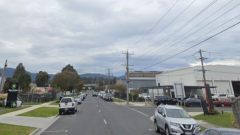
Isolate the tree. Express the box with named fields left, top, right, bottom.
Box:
left=62, top=64, right=78, bottom=74
left=35, top=71, right=50, bottom=87
left=12, top=63, right=26, bottom=79
left=3, top=77, right=17, bottom=93
left=75, top=82, right=84, bottom=93
left=51, top=71, right=80, bottom=93
left=95, top=86, right=104, bottom=92
left=113, top=84, right=126, bottom=92
left=18, top=73, right=32, bottom=92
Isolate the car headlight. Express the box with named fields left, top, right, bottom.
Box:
left=194, top=124, right=200, bottom=128
left=170, top=122, right=181, bottom=128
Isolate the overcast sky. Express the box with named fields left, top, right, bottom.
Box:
left=0, top=0, right=239, bottom=76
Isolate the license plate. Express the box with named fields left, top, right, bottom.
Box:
left=64, top=108, right=68, bottom=111
left=185, top=132, right=192, bottom=135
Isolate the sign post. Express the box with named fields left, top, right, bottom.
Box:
left=6, top=83, right=19, bottom=108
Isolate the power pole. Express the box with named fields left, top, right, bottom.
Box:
left=122, top=50, right=134, bottom=105
left=106, top=68, right=112, bottom=93
left=0, top=59, right=7, bottom=91
left=199, top=50, right=211, bottom=113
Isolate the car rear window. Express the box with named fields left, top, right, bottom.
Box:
left=61, top=98, right=72, bottom=103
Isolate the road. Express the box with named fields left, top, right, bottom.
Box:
left=41, top=96, right=160, bottom=135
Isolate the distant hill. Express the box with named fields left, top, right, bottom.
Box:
left=0, top=68, right=124, bottom=81
left=0, top=68, right=55, bottom=81
left=79, top=73, right=108, bottom=78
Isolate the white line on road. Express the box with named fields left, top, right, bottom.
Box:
left=104, top=119, right=107, bottom=124
left=149, top=129, right=155, bottom=131
left=99, top=110, right=101, bottom=112
left=96, top=105, right=98, bottom=107
left=124, top=106, right=149, bottom=117
left=44, top=130, right=68, bottom=133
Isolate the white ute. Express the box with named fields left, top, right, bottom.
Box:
left=59, top=97, right=77, bottom=115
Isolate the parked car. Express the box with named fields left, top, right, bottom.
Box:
left=154, top=105, right=201, bottom=135
left=102, top=94, right=107, bottom=100
left=92, top=91, right=98, bottom=97
left=105, top=94, right=113, bottom=101
left=154, top=96, right=179, bottom=106
left=59, top=97, right=77, bottom=115
left=79, top=95, right=84, bottom=101
left=185, top=98, right=201, bottom=107
left=74, top=96, right=82, bottom=104
left=197, top=128, right=240, bottom=135
left=81, top=94, right=86, bottom=99
left=4, top=98, right=22, bottom=107
left=213, top=99, right=231, bottom=107
left=212, top=94, right=234, bottom=100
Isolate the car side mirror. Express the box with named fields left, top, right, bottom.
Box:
left=162, top=114, right=166, bottom=117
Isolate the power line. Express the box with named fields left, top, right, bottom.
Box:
left=132, top=0, right=217, bottom=62
left=139, top=21, right=240, bottom=70
left=137, top=12, right=240, bottom=65
left=128, top=0, right=179, bottom=49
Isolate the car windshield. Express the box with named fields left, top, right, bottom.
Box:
left=166, top=109, right=191, bottom=118
left=61, top=98, right=72, bottom=103
left=221, top=131, right=240, bottom=135
left=106, top=94, right=112, bottom=97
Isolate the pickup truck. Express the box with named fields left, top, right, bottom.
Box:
left=59, top=97, right=77, bottom=115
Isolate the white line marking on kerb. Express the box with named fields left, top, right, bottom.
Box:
left=104, top=119, right=107, bottom=124
left=99, top=110, right=101, bottom=112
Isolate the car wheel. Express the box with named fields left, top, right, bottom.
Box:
left=59, top=111, right=62, bottom=115
left=221, top=104, right=225, bottom=107
left=154, top=120, right=160, bottom=133
left=73, top=110, right=75, bottom=114
left=165, top=125, right=170, bottom=135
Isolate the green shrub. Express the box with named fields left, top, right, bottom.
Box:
left=210, top=109, right=219, bottom=114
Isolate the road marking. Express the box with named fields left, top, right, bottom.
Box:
left=99, top=110, right=101, bottom=112
left=149, top=129, right=155, bottom=131
left=44, top=130, right=68, bottom=133
left=124, top=106, right=149, bottom=117
left=96, top=105, right=98, bottom=107
left=104, top=119, right=107, bottom=124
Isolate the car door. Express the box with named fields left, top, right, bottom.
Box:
left=158, top=107, right=165, bottom=130
left=155, top=107, right=162, bottom=128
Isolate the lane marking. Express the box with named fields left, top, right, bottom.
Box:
left=96, top=105, right=98, bottom=107
left=99, top=110, right=101, bottom=112
left=124, top=106, right=149, bottom=117
left=149, top=129, right=155, bottom=131
left=44, top=130, right=68, bottom=133
left=104, top=119, right=107, bottom=124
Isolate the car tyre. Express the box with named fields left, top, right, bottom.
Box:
left=165, top=125, right=170, bottom=135
left=59, top=111, right=62, bottom=115
left=73, top=110, right=75, bottom=114
left=221, top=104, right=225, bottom=107
left=154, top=120, right=160, bottom=133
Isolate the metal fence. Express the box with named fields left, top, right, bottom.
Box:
left=231, top=97, right=240, bottom=128
left=114, top=92, right=145, bottom=102
left=18, top=92, right=57, bottom=103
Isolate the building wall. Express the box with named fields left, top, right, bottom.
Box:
left=117, top=79, right=156, bottom=90
left=156, top=65, right=240, bottom=96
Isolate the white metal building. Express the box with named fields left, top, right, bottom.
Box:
left=155, top=65, right=240, bottom=98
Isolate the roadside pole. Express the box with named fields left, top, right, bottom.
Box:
left=0, top=59, right=7, bottom=91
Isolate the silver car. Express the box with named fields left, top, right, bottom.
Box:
left=197, top=128, right=240, bottom=135
left=154, top=105, right=201, bottom=135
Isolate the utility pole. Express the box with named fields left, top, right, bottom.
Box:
left=199, top=50, right=211, bottom=113
left=0, top=60, right=7, bottom=91
left=106, top=68, right=112, bottom=93
left=122, top=50, right=134, bottom=105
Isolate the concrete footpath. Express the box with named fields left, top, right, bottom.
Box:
left=0, top=101, right=59, bottom=135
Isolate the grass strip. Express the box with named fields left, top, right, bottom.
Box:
left=193, top=112, right=232, bottom=128
left=22, top=102, right=43, bottom=105
left=18, top=107, right=58, bottom=118
left=0, top=123, right=36, bottom=135
left=0, top=107, right=30, bottom=115
left=113, top=98, right=125, bottom=103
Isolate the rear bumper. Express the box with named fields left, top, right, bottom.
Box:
left=59, top=107, right=75, bottom=112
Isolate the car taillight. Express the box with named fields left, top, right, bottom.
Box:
left=72, top=103, right=74, bottom=107
left=156, top=99, right=159, bottom=100
left=59, top=104, right=60, bottom=107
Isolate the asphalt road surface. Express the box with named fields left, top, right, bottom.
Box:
left=41, top=96, right=160, bottom=135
